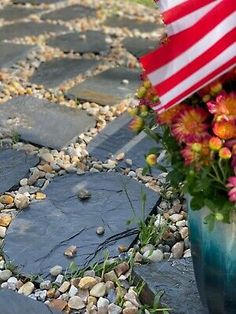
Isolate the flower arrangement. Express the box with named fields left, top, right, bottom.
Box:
left=129, top=68, right=236, bottom=228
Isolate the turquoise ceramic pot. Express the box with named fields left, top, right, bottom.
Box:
left=188, top=201, right=236, bottom=314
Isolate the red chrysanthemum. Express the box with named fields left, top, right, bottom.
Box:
left=172, top=107, right=210, bottom=143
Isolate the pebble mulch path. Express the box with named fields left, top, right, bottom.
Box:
left=0, top=1, right=194, bottom=313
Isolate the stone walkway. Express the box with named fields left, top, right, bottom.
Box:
left=0, top=1, right=203, bottom=313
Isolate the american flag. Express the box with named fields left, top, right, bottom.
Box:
left=140, top=0, right=236, bottom=113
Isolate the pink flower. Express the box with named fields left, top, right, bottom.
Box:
left=227, top=177, right=236, bottom=203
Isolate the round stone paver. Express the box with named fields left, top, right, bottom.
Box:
left=3, top=172, right=159, bottom=277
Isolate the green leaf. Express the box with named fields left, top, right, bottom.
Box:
left=190, top=194, right=204, bottom=211
left=204, top=214, right=215, bottom=231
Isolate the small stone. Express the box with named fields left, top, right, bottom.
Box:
left=68, top=284, right=78, bottom=297
left=79, top=276, right=97, bottom=289
left=59, top=281, right=70, bottom=293
left=118, top=245, right=128, bottom=253
left=87, top=296, right=97, bottom=305
left=122, top=79, right=129, bottom=84
left=35, top=289, right=47, bottom=302
left=114, top=262, right=129, bottom=277
left=55, top=274, right=64, bottom=285
left=171, top=242, right=184, bottom=259
left=84, top=270, right=96, bottom=277
left=169, top=214, right=184, bottom=223
left=78, top=189, right=91, bottom=200
left=0, top=226, right=6, bottom=238
left=0, top=270, right=12, bottom=282
left=125, top=159, right=132, bottom=166
left=143, top=249, right=164, bottom=262
left=123, top=307, right=139, bottom=314
left=40, top=153, right=54, bottom=163
left=108, top=303, right=122, bottom=314
left=14, top=194, right=29, bottom=210
left=49, top=299, right=67, bottom=311
left=7, top=277, right=17, bottom=290
left=104, top=270, right=117, bottom=282
left=38, top=164, right=53, bottom=173
left=179, top=227, right=189, bottom=239
left=124, top=292, right=140, bottom=308
left=176, top=220, right=186, bottom=227
left=0, top=195, right=14, bottom=205
left=35, top=192, right=46, bottom=200
left=18, top=281, right=35, bottom=296
left=90, top=282, right=106, bottom=298
left=0, top=261, right=5, bottom=270
left=47, top=288, right=56, bottom=298
left=140, top=244, right=155, bottom=254
left=0, top=214, right=12, bottom=227
left=97, top=297, right=109, bottom=311
left=50, top=265, right=63, bottom=276
left=116, top=152, right=125, bottom=161
left=64, top=245, right=77, bottom=257
left=20, top=178, right=28, bottom=186
left=40, top=280, right=52, bottom=290
left=134, top=252, right=143, bottom=263
left=96, top=226, right=105, bottom=235
left=77, top=288, right=89, bottom=302
left=107, top=288, right=116, bottom=303
left=68, top=296, right=85, bottom=310
left=183, top=249, right=191, bottom=258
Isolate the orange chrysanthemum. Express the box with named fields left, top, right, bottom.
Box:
left=213, top=119, right=236, bottom=140
left=207, top=93, right=236, bottom=118
left=172, top=107, right=210, bottom=143
left=157, top=103, right=189, bottom=125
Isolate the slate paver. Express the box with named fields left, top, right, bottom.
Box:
left=0, top=22, right=68, bottom=41
left=13, top=0, right=58, bottom=4
left=133, top=259, right=208, bottom=314
left=41, top=4, right=96, bottom=21
left=0, top=96, right=96, bottom=150
left=0, top=43, right=34, bottom=69
left=122, top=37, right=158, bottom=58
left=30, top=58, right=99, bottom=89
left=47, top=31, right=110, bottom=54
left=0, top=289, right=61, bottom=314
left=4, top=172, right=159, bottom=277
left=0, top=149, right=39, bottom=194
left=105, top=15, right=158, bottom=32
left=67, top=67, right=140, bottom=106
left=0, top=5, right=42, bottom=21
left=88, top=112, right=159, bottom=171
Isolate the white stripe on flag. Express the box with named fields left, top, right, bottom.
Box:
left=166, top=1, right=221, bottom=35
left=158, top=0, right=186, bottom=12
left=159, top=44, right=235, bottom=105
left=148, top=12, right=236, bottom=86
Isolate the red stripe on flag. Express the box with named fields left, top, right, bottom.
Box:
left=160, top=58, right=236, bottom=111
left=156, top=29, right=236, bottom=96
left=140, top=0, right=235, bottom=74
left=162, top=0, right=217, bottom=24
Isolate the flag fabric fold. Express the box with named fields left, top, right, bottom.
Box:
left=141, top=0, right=236, bottom=113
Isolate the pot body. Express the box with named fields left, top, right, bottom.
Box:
left=188, top=202, right=236, bottom=314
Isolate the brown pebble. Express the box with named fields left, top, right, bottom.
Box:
left=64, top=245, right=77, bottom=258
left=0, top=195, right=14, bottom=205
left=35, top=192, right=46, bottom=200
left=118, top=245, right=127, bottom=253
left=0, top=214, right=12, bottom=227
left=49, top=299, right=67, bottom=311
